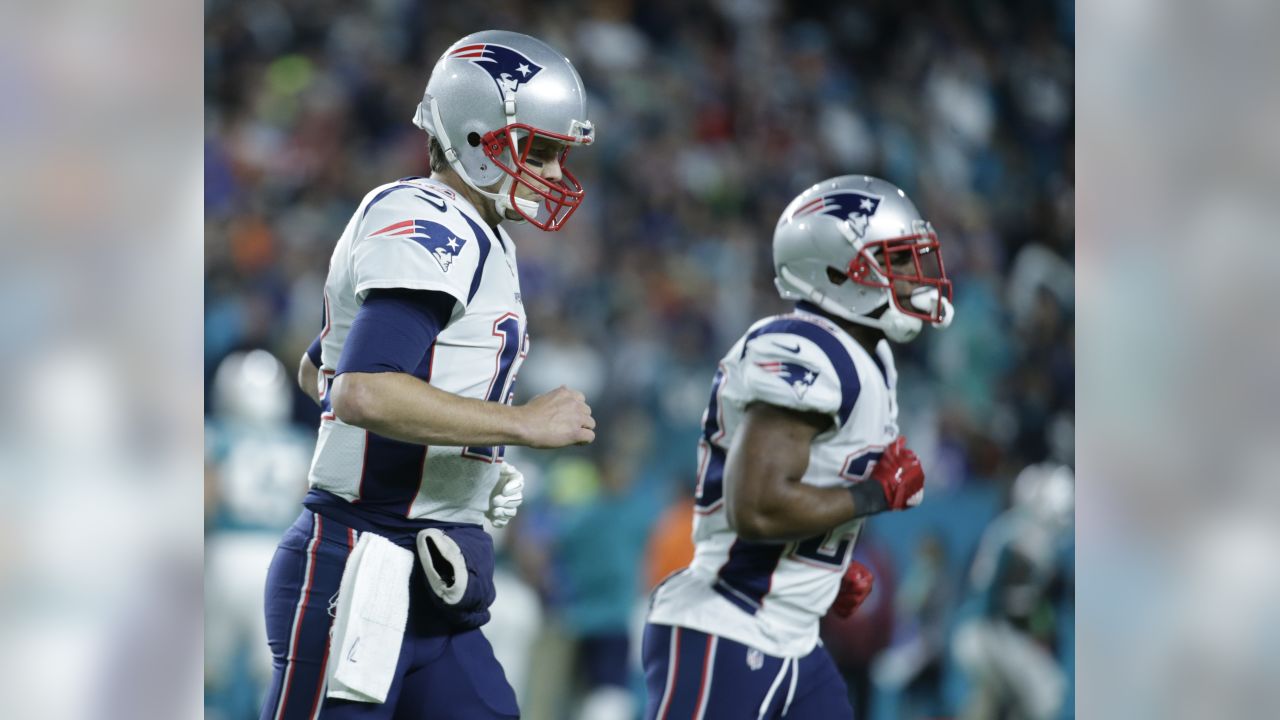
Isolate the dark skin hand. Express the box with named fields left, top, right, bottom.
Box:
left=724, top=401, right=878, bottom=543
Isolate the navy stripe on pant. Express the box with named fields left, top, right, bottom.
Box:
left=261, top=512, right=355, bottom=720
left=642, top=623, right=853, bottom=720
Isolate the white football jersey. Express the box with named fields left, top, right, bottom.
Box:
left=308, top=176, right=528, bottom=524
left=647, top=306, right=900, bottom=657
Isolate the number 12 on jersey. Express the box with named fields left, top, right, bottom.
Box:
left=463, top=314, right=527, bottom=462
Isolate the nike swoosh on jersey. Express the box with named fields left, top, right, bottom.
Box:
left=772, top=341, right=802, bottom=353
left=415, top=192, right=447, bottom=212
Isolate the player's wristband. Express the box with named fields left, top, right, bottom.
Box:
left=848, top=481, right=889, bottom=516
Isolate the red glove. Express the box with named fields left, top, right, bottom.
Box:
left=870, top=436, right=925, bottom=510
left=831, top=560, right=874, bottom=618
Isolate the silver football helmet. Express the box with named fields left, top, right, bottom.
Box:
left=773, top=175, right=954, bottom=342
left=1012, top=462, right=1074, bottom=531
left=412, top=30, right=594, bottom=231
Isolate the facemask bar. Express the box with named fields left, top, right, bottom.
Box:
left=846, top=220, right=952, bottom=324
left=421, top=96, right=592, bottom=232
left=481, top=123, right=589, bottom=231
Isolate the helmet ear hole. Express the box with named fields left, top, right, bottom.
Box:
left=826, top=267, right=850, bottom=285
left=467, top=132, right=482, bottom=147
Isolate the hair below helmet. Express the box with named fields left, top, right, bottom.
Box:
left=773, top=175, right=953, bottom=342
left=412, top=30, right=594, bottom=231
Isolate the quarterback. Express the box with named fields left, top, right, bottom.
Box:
left=259, top=31, right=595, bottom=720
left=643, top=176, right=954, bottom=719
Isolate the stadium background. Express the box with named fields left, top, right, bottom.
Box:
left=204, top=0, right=1074, bottom=718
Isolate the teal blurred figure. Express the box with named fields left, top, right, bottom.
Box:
left=514, top=426, right=662, bottom=720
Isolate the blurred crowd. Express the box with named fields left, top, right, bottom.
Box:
left=205, top=0, right=1074, bottom=718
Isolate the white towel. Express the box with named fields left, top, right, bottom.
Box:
left=325, top=532, right=413, bottom=703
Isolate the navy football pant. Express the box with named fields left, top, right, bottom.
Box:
left=642, top=623, right=853, bottom=720
left=259, top=511, right=519, bottom=720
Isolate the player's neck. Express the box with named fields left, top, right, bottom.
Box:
left=795, top=301, right=885, bottom=355
left=844, top=322, right=886, bottom=356
left=432, top=168, right=504, bottom=228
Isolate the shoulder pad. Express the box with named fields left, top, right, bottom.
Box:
left=349, top=181, right=493, bottom=305
left=737, top=315, right=861, bottom=425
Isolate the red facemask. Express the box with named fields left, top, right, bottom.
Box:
left=846, top=226, right=953, bottom=324
left=480, top=123, right=590, bottom=231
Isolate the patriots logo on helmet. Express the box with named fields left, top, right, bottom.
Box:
left=793, top=191, right=883, bottom=240
left=370, top=219, right=467, bottom=273
left=756, top=361, right=820, bottom=400
left=448, top=43, right=544, bottom=98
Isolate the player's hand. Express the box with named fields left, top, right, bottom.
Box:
left=870, top=436, right=925, bottom=510
left=519, top=386, right=596, bottom=448
left=830, top=560, right=874, bottom=619
left=487, top=462, right=524, bottom=528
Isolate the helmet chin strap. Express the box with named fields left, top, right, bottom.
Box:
left=493, top=175, right=541, bottom=221
left=427, top=98, right=540, bottom=223
left=776, top=266, right=926, bottom=343
left=873, top=291, right=956, bottom=340
left=873, top=303, right=925, bottom=343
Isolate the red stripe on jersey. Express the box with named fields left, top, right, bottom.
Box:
left=371, top=219, right=414, bottom=236
left=693, top=498, right=723, bottom=516
left=320, top=289, right=332, bottom=340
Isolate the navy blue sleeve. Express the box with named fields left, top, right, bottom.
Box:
left=335, top=289, right=457, bottom=376
left=305, top=332, right=323, bottom=367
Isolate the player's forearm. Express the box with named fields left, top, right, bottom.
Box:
left=331, top=371, right=530, bottom=447
left=725, top=404, right=871, bottom=541
left=730, top=479, right=866, bottom=542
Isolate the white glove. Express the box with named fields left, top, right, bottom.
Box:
left=486, top=462, right=525, bottom=528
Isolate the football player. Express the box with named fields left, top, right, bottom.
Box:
left=259, top=30, right=595, bottom=720
left=643, top=175, right=954, bottom=719
left=953, top=463, right=1073, bottom=720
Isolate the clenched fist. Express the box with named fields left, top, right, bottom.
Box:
left=519, top=386, right=596, bottom=448
left=870, top=436, right=925, bottom=510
